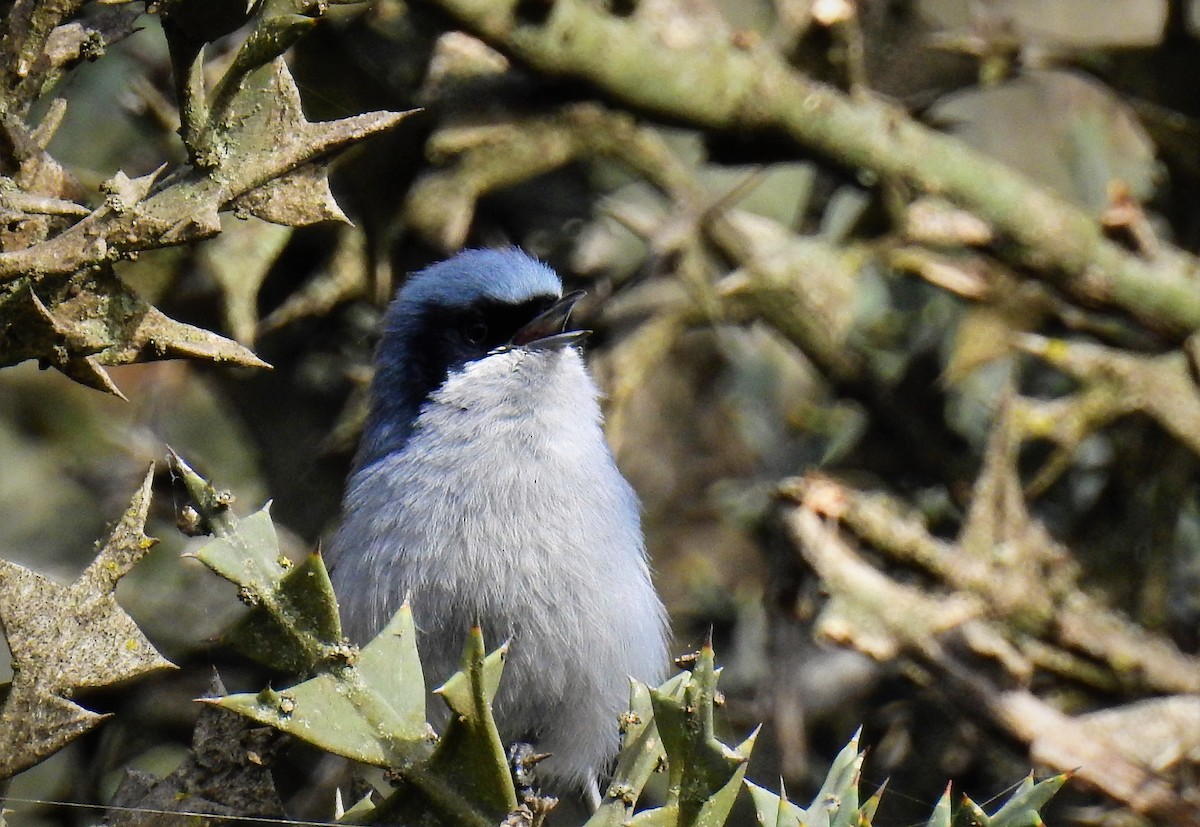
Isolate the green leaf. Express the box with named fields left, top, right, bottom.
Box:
left=588, top=673, right=687, bottom=826
left=373, top=627, right=518, bottom=826
left=958, top=795, right=992, bottom=827
left=744, top=781, right=805, bottom=827
left=815, top=728, right=866, bottom=827
left=987, top=773, right=1068, bottom=827
left=925, top=785, right=952, bottom=827
left=631, top=644, right=756, bottom=827
left=224, top=550, right=345, bottom=673
left=214, top=602, right=430, bottom=766
left=859, top=781, right=885, bottom=826
left=744, top=732, right=885, bottom=827
left=173, top=451, right=342, bottom=672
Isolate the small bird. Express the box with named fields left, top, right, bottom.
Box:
left=325, top=248, right=669, bottom=803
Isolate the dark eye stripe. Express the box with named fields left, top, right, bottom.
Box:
left=463, top=319, right=488, bottom=345
left=395, top=294, right=560, bottom=413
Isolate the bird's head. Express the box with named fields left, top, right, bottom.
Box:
left=356, top=248, right=588, bottom=467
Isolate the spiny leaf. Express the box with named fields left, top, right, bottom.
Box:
left=859, top=780, right=885, bottom=826
left=744, top=781, right=805, bottom=827
left=814, top=728, right=866, bottom=827
left=364, top=626, right=516, bottom=827
left=959, top=795, right=992, bottom=826
left=223, top=550, right=344, bottom=673
left=926, top=785, right=952, bottom=827
left=230, top=163, right=350, bottom=228
left=0, top=267, right=271, bottom=397
left=632, top=643, right=756, bottom=827
left=587, top=673, right=687, bottom=826
left=986, top=773, right=1069, bottom=827
left=744, top=733, right=882, bottom=827
left=336, top=790, right=377, bottom=821
left=213, top=602, right=430, bottom=766
left=172, top=451, right=340, bottom=672
left=690, top=727, right=758, bottom=827
left=204, top=56, right=410, bottom=219
left=0, top=466, right=175, bottom=778
left=0, top=9, right=411, bottom=394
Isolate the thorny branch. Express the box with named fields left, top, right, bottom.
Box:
left=0, top=0, right=411, bottom=394
left=414, top=0, right=1200, bottom=337
left=778, top=396, right=1200, bottom=818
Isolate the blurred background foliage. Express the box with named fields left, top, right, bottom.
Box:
left=6, top=0, right=1200, bottom=824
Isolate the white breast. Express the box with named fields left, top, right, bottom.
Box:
left=327, top=346, right=668, bottom=791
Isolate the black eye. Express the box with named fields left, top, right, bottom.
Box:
left=463, top=318, right=488, bottom=345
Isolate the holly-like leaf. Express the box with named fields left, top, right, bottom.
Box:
left=368, top=627, right=517, bottom=826
left=0, top=265, right=271, bottom=398
left=745, top=745, right=1064, bottom=827
left=0, top=0, right=411, bottom=396
left=171, top=451, right=341, bottom=673
left=424, top=627, right=516, bottom=813
left=809, top=728, right=866, bottom=826
left=743, top=732, right=867, bottom=827
left=202, top=55, right=406, bottom=226
left=982, top=772, right=1068, bottom=827
left=631, top=643, right=757, bottom=827
left=925, top=785, right=952, bottom=827
left=0, top=466, right=175, bottom=778
left=744, top=782, right=804, bottom=827
left=213, top=602, right=430, bottom=766
left=587, top=672, right=688, bottom=827
left=230, top=163, right=350, bottom=228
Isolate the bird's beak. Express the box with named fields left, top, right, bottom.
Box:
left=510, top=290, right=589, bottom=351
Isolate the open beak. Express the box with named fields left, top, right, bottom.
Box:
left=510, top=290, right=589, bottom=351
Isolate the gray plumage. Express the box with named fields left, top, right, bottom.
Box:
left=325, top=248, right=669, bottom=798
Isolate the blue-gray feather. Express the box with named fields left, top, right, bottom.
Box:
left=325, top=249, right=669, bottom=797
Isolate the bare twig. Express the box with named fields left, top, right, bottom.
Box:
left=784, top=503, right=1196, bottom=821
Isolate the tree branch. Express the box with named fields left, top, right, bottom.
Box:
left=415, top=0, right=1200, bottom=336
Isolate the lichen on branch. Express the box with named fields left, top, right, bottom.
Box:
left=0, top=0, right=412, bottom=395
left=413, top=0, right=1200, bottom=336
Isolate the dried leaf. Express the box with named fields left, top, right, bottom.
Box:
left=107, top=672, right=285, bottom=826
left=205, top=57, right=409, bottom=216
left=230, top=163, right=350, bottom=227
left=0, top=24, right=411, bottom=399
left=0, top=466, right=175, bottom=779
left=0, top=266, right=271, bottom=397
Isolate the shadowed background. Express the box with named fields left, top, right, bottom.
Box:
left=5, top=0, right=1200, bottom=824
